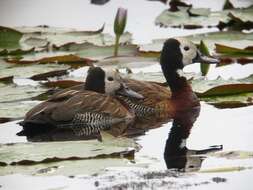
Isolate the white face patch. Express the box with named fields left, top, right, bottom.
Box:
left=176, top=38, right=198, bottom=66
left=180, top=138, right=187, bottom=149
left=176, top=69, right=184, bottom=78
left=104, top=70, right=122, bottom=95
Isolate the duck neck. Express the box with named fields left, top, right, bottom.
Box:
left=163, top=69, right=191, bottom=93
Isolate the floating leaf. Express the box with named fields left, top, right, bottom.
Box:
left=196, top=84, right=253, bottom=97
left=6, top=54, right=94, bottom=68
left=216, top=44, right=253, bottom=56
left=0, top=47, right=35, bottom=56
left=0, top=26, right=23, bottom=49
left=0, top=60, right=69, bottom=79
left=218, top=11, right=253, bottom=31
left=218, top=57, right=253, bottom=66
left=0, top=76, right=13, bottom=84
left=144, top=31, right=253, bottom=54
left=30, top=69, right=68, bottom=81
left=155, top=6, right=253, bottom=29
left=0, top=133, right=138, bottom=166
left=199, top=40, right=211, bottom=76
left=201, top=92, right=253, bottom=109
left=211, top=150, right=253, bottom=159
left=53, top=42, right=138, bottom=60
left=223, top=0, right=234, bottom=10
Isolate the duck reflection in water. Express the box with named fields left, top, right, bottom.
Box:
left=164, top=106, right=222, bottom=172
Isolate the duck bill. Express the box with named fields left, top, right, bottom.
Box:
left=193, top=50, right=219, bottom=64
left=116, top=84, right=144, bottom=99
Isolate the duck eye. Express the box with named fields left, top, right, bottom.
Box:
left=184, top=46, right=190, bottom=51
left=107, top=77, right=114, bottom=81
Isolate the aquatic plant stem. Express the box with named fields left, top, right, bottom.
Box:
left=114, top=34, right=120, bottom=57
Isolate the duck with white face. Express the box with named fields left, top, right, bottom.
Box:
left=118, top=37, right=219, bottom=128
left=18, top=67, right=143, bottom=139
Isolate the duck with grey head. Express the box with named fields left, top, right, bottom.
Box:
left=18, top=67, right=143, bottom=140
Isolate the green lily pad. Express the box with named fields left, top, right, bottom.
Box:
left=215, top=44, right=253, bottom=56
left=199, top=40, right=211, bottom=76
left=155, top=6, right=253, bottom=29
left=201, top=92, right=253, bottom=109
left=0, top=59, right=70, bottom=79
left=53, top=42, right=138, bottom=60
left=0, top=132, right=138, bottom=165
left=5, top=53, right=94, bottom=68
left=145, top=31, right=253, bottom=53
left=0, top=158, right=133, bottom=176
left=15, top=25, right=132, bottom=49
left=0, top=26, right=23, bottom=49
left=0, top=47, right=35, bottom=56
left=0, top=84, right=47, bottom=118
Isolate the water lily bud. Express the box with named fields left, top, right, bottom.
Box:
left=114, top=7, right=127, bottom=36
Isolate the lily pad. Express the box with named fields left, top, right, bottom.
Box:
left=6, top=54, right=94, bottom=68
left=0, top=158, right=132, bottom=176
left=0, top=133, right=139, bottom=166
left=0, top=47, right=35, bottom=56
left=155, top=6, right=253, bottom=29
left=199, top=40, right=211, bottom=76
left=201, top=92, right=253, bottom=109
left=0, top=59, right=70, bottom=79
left=53, top=42, right=138, bottom=60
left=215, top=44, right=253, bottom=56
left=30, top=69, right=69, bottom=81
left=14, top=25, right=132, bottom=49
left=0, top=26, right=23, bottom=49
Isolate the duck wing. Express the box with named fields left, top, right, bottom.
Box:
left=21, top=91, right=134, bottom=137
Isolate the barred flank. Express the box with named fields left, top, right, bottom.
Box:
left=57, top=112, right=123, bottom=136
left=123, top=99, right=156, bottom=117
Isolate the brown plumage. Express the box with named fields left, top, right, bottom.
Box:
left=18, top=67, right=143, bottom=138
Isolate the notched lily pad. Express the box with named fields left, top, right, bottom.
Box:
left=0, top=133, right=139, bottom=166
left=155, top=6, right=253, bottom=29
left=6, top=54, right=95, bottom=69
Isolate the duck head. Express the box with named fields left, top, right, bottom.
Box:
left=160, top=38, right=219, bottom=91
left=85, top=67, right=143, bottom=99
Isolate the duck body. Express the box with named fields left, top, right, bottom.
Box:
left=18, top=68, right=142, bottom=138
